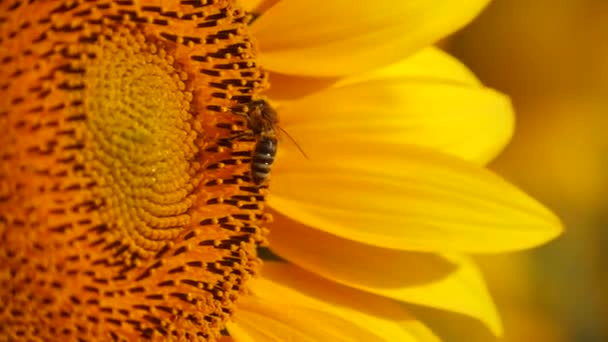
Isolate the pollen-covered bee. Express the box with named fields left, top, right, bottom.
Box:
left=245, top=99, right=306, bottom=185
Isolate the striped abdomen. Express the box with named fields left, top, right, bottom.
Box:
left=251, top=136, right=277, bottom=184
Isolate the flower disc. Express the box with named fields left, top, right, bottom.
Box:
left=0, top=0, right=268, bottom=340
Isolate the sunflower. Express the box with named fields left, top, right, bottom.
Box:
left=0, top=1, right=561, bottom=342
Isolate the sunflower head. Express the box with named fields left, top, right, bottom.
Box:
left=1, top=0, right=566, bottom=341
left=0, top=0, right=271, bottom=340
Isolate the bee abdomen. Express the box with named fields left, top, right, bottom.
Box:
left=251, top=137, right=277, bottom=184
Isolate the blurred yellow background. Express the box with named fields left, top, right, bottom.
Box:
left=444, top=0, right=608, bottom=341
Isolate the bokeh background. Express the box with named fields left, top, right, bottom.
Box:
left=440, top=0, right=607, bottom=341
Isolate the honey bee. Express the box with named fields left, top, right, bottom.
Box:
left=245, top=99, right=306, bottom=185
left=248, top=100, right=278, bottom=184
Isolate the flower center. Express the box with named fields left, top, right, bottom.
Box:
left=84, top=27, right=201, bottom=257
left=0, top=1, right=268, bottom=340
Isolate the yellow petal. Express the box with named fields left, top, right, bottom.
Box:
left=265, top=71, right=339, bottom=101
left=230, top=300, right=382, bottom=342
left=217, top=336, right=237, bottom=342
left=264, top=47, right=479, bottom=102
left=239, top=0, right=280, bottom=14
left=270, top=145, right=562, bottom=253
left=335, top=47, right=481, bottom=87
left=252, top=0, right=491, bottom=76
left=279, top=78, right=513, bottom=164
left=267, top=212, right=501, bottom=334
left=226, top=322, right=257, bottom=342
left=229, top=262, right=439, bottom=342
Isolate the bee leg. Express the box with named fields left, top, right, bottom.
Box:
left=224, top=131, right=253, bottom=142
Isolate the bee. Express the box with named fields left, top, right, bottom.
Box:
left=245, top=99, right=306, bottom=185
left=248, top=100, right=278, bottom=185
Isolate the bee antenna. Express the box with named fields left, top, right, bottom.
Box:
left=278, top=126, right=309, bottom=160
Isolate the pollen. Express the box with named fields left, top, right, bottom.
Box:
left=0, top=0, right=268, bottom=341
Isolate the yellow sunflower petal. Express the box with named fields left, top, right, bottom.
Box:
left=265, top=47, right=479, bottom=102
left=251, top=0, right=491, bottom=76
left=271, top=145, right=562, bottom=253
left=279, top=78, right=513, bottom=164
left=335, top=47, right=481, bottom=87
left=225, top=323, right=257, bottom=342
left=218, top=337, right=237, bottom=342
left=267, top=212, right=501, bottom=334
left=265, top=72, right=340, bottom=101
left=228, top=262, right=439, bottom=342
left=230, top=300, right=385, bottom=342
left=240, top=0, right=279, bottom=14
